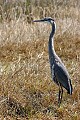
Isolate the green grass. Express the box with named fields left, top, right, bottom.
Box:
left=0, top=0, right=80, bottom=120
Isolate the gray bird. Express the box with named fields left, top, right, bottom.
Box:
left=33, top=17, right=73, bottom=106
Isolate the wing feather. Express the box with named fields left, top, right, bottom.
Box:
left=53, top=61, right=72, bottom=94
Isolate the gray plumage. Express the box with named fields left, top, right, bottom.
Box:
left=33, top=17, right=73, bottom=106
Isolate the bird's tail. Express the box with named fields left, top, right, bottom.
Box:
left=67, top=79, right=73, bottom=95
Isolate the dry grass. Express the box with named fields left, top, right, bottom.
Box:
left=0, top=0, right=80, bottom=120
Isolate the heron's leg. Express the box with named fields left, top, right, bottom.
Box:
left=60, top=86, right=63, bottom=102
left=58, top=86, right=61, bottom=107
left=58, top=85, right=63, bottom=107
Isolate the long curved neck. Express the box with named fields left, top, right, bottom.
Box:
left=48, top=22, right=56, bottom=60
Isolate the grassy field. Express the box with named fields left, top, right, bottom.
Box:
left=0, top=0, right=80, bottom=119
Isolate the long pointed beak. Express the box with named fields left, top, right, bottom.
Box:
left=33, top=19, right=44, bottom=22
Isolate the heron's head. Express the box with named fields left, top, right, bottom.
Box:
left=33, top=17, right=55, bottom=26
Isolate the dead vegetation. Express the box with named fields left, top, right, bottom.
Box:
left=0, top=0, right=80, bottom=120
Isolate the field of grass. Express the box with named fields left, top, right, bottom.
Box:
left=0, top=0, right=80, bottom=120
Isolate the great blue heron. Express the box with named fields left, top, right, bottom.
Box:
left=33, top=17, right=73, bottom=106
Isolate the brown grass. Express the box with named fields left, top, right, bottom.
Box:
left=0, top=0, right=80, bottom=120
